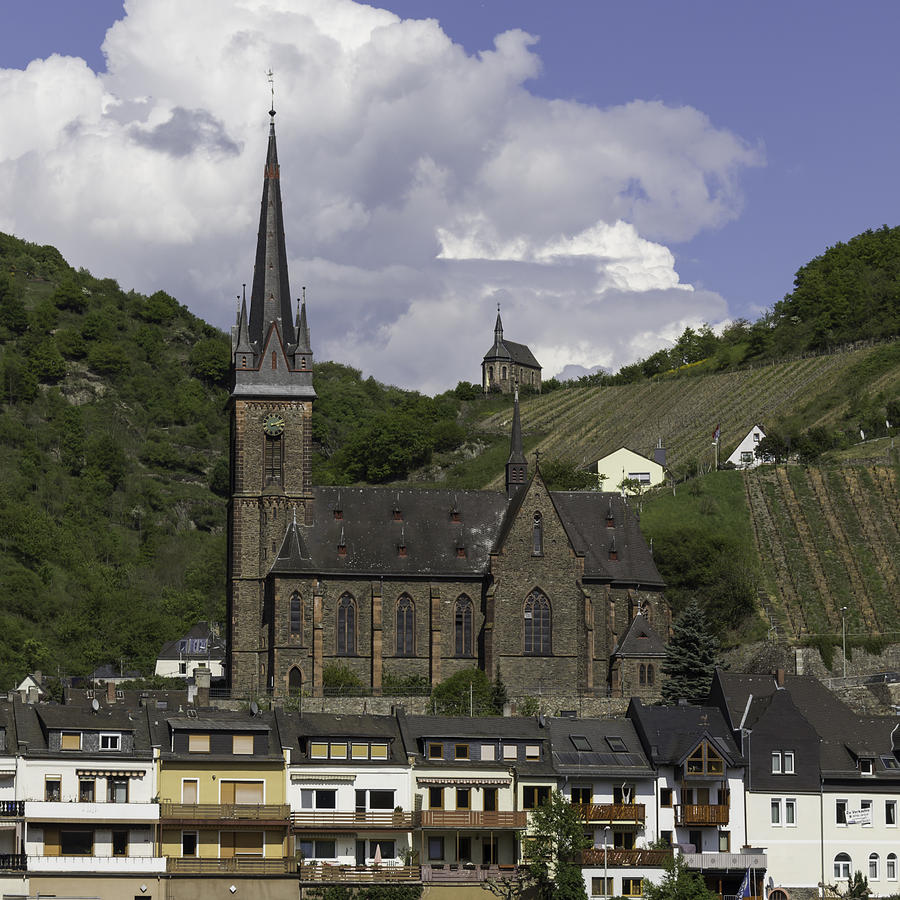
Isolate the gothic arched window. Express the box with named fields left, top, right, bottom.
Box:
left=337, top=593, right=357, bottom=656
left=396, top=595, right=415, bottom=656
left=647, top=664, right=655, bottom=685
left=639, top=664, right=646, bottom=685
left=288, top=666, right=303, bottom=696
left=264, top=435, right=283, bottom=485
left=524, top=589, right=551, bottom=656
left=290, top=591, right=302, bottom=641
left=532, top=512, right=543, bottom=556
left=455, top=595, right=474, bottom=657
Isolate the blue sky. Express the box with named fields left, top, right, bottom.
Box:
left=1, top=0, right=897, bottom=390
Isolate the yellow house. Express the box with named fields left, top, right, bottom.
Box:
left=152, top=710, right=295, bottom=899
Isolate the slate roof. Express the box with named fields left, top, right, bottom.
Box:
left=156, top=621, right=225, bottom=661
left=627, top=698, right=744, bottom=768
left=547, top=716, right=655, bottom=778
left=403, top=714, right=555, bottom=776
left=271, top=484, right=663, bottom=587
left=611, top=612, right=667, bottom=658
left=710, top=670, right=900, bottom=780
left=13, top=704, right=153, bottom=759
left=276, top=710, right=406, bottom=765
left=482, top=338, right=540, bottom=369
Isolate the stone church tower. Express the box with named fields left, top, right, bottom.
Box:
left=226, top=108, right=316, bottom=696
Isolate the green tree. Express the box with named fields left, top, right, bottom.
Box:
left=0, top=272, right=28, bottom=334
left=835, top=871, right=871, bottom=900
left=430, top=668, right=498, bottom=716
left=522, top=790, right=590, bottom=900
left=189, top=336, right=231, bottom=385
left=541, top=459, right=597, bottom=491
left=643, top=854, right=718, bottom=900
left=661, top=599, right=719, bottom=704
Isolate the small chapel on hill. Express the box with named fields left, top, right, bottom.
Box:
left=225, top=110, right=670, bottom=700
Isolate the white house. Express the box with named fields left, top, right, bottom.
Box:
left=725, top=426, right=770, bottom=468
left=595, top=447, right=667, bottom=491
left=154, top=621, right=225, bottom=679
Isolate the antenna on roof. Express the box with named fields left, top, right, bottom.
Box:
left=91, top=698, right=100, bottom=713
left=250, top=700, right=260, bottom=717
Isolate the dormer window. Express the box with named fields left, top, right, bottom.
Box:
left=333, top=508, right=343, bottom=520
left=392, top=505, right=402, bottom=522
left=608, top=537, right=618, bottom=561
left=456, top=541, right=466, bottom=559
left=860, top=757, right=875, bottom=776
left=397, top=543, right=407, bottom=558
left=685, top=740, right=724, bottom=777
left=61, top=732, right=82, bottom=751
left=450, top=507, right=460, bottom=523
left=100, top=733, right=121, bottom=751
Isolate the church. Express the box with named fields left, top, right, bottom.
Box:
left=225, top=110, right=670, bottom=700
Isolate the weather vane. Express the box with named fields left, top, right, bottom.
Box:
left=266, top=68, right=275, bottom=115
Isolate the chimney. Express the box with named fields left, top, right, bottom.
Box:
left=775, top=668, right=785, bottom=688
left=195, top=667, right=211, bottom=707
left=107, top=681, right=116, bottom=704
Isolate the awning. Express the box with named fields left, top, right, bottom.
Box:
left=76, top=769, right=146, bottom=777
left=290, top=774, right=356, bottom=783
left=415, top=777, right=511, bottom=787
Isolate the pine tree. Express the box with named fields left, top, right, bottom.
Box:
left=661, top=599, right=719, bottom=704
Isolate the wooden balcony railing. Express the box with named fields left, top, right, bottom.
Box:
left=676, top=804, right=730, bottom=826
left=0, top=801, right=24, bottom=818
left=575, top=803, right=645, bottom=824
left=419, top=810, right=527, bottom=829
left=160, top=802, right=290, bottom=824
left=167, top=856, right=294, bottom=875
left=292, top=810, right=414, bottom=831
left=422, top=863, right=521, bottom=883
left=299, top=863, right=421, bottom=883
left=579, top=848, right=673, bottom=867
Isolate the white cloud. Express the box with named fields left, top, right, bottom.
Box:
left=0, top=0, right=762, bottom=391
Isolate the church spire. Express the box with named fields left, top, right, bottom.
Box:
left=494, top=304, right=504, bottom=343
left=248, top=102, right=295, bottom=348
left=505, top=383, right=527, bottom=497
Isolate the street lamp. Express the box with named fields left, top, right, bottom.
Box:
left=841, top=607, right=848, bottom=678
left=604, top=825, right=611, bottom=899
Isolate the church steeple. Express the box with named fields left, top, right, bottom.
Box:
left=505, top=383, right=527, bottom=497
left=494, top=305, right=504, bottom=345
left=248, top=107, right=295, bottom=348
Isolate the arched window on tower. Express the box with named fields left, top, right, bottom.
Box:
left=524, top=589, right=551, bottom=656
left=337, top=593, right=357, bottom=656
left=396, top=595, right=415, bottom=656
left=271, top=351, right=277, bottom=369
left=532, top=512, right=543, bottom=556
left=290, top=592, right=302, bottom=642
left=288, top=666, right=303, bottom=696
left=455, top=595, right=474, bottom=657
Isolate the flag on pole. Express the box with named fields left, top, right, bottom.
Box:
left=712, top=423, right=721, bottom=444
left=738, top=868, right=752, bottom=899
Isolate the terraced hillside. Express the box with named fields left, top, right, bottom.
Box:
left=745, top=464, right=900, bottom=642
left=480, top=341, right=898, bottom=487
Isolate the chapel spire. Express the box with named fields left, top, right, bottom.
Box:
left=247, top=105, right=295, bottom=348
left=505, top=383, right=527, bottom=497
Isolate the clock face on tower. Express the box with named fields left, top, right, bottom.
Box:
left=263, top=413, right=285, bottom=436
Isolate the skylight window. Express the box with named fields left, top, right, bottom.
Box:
left=571, top=735, right=592, bottom=752
left=606, top=736, right=628, bottom=752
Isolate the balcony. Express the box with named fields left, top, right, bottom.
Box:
left=167, top=856, right=294, bottom=875
left=422, top=863, right=520, bottom=883
left=419, top=810, right=527, bottom=829
left=160, top=802, right=290, bottom=825
left=580, top=848, right=673, bottom=867
left=676, top=804, right=730, bottom=826
left=575, top=803, right=645, bottom=825
left=299, top=863, right=421, bottom=883
left=29, top=855, right=167, bottom=874
left=0, top=801, right=24, bottom=818
left=25, top=801, right=159, bottom=822
left=292, top=810, right=415, bottom=831
left=0, top=853, right=27, bottom=872
left=682, top=850, right=767, bottom=872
